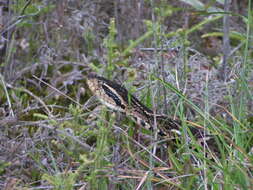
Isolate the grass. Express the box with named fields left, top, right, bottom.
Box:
left=0, top=1, right=253, bottom=190
left=81, top=2, right=253, bottom=189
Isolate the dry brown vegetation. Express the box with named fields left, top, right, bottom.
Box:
left=0, top=0, right=252, bottom=189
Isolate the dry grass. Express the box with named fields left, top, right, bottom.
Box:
left=0, top=1, right=252, bottom=189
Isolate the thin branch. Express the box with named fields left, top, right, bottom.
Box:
left=0, top=74, right=14, bottom=117
left=220, top=0, right=231, bottom=81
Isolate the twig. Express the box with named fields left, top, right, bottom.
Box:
left=220, top=0, right=231, bottom=81
left=32, top=75, right=81, bottom=106
left=135, top=171, right=149, bottom=190
left=39, top=123, right=93, bottom=152
left=0, top=74, right=14, bottom=117
left=7, top=84, right=52, bottom=117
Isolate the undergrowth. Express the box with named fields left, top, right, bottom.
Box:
left=0, top=0, right=252, bottom=190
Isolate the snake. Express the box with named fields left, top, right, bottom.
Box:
left=86, top=73, right=205, bottom=138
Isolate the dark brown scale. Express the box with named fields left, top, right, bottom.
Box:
left=102, top=84, right=126, bottom=109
